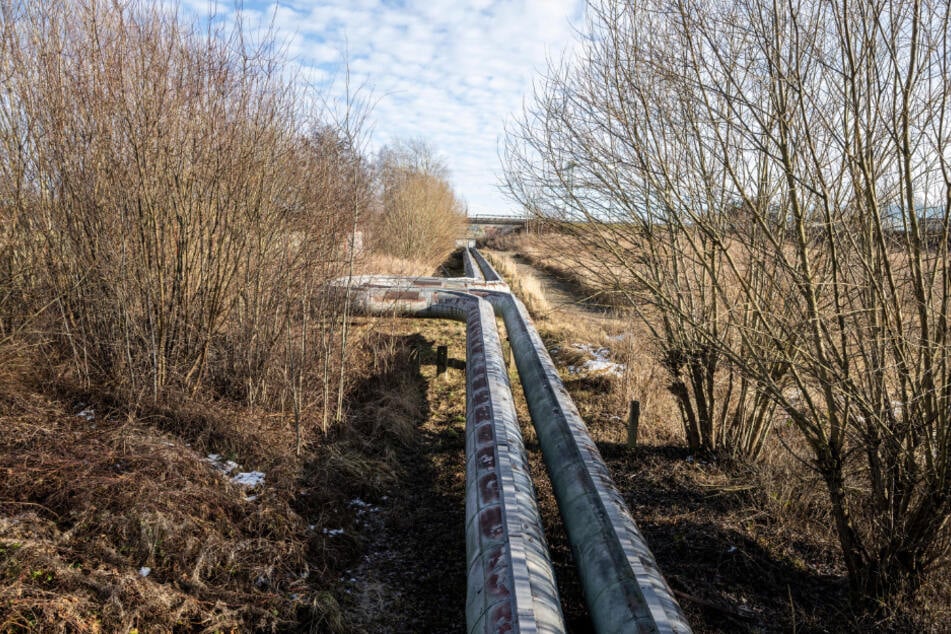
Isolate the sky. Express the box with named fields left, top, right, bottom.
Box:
left=178, top=0, right=587, bottom=217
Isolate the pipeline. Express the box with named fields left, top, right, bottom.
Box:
left=462, top=247, right=485, bottom=282
left=352, top=285, right=565, bottom=633
left=470, top=248, right=503, bottom=283
left=471, top=252, right=691, bottom=634
left=345, top=249, right=691, bottom=633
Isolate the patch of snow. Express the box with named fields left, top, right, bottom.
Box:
left=232, top=471, right=265, bottom=488
left=77, top=408, right=95, bottom=421
left=585, top=359, right=622, bottom=373
left=205, top=454, right=240, bottom=475
left=139, top=566, right=151, bottom=577
left=244, top=495, right=258, bottom=502
left=349, top=498, right=380, bottom=516
left=322, top=528, right=346, bottom=537
left=567, top=343, right=626, bottom=376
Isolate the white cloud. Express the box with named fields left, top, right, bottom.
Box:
left=178, top=0, right=585, bottom=215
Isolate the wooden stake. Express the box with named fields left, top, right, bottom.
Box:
left=436, top=345, right=448, bottom=375
left=627, top=400, right=640, bottom=448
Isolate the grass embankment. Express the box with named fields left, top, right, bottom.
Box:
left=481, top=234, right=950, bottom=633
left=0, top=325, right=440, bottom=632
left=0, top=250, right=470, bottom=632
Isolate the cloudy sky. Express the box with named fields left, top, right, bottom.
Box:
left=179, top=0, right=586, bottom=216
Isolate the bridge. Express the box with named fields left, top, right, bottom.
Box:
left=467, top=215, right=528, bottom=239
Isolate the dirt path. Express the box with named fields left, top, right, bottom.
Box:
left=498, top=250, right=620, bottom=328
left=337, top=321, right=469, bottom=633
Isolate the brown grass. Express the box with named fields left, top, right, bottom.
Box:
left=480, top=250, right=553, bottom=318
left=0, top=311, right=445, bottom=632
left=0, top=375, right=310, bottom=631
left=495, top=229, right=951, bottom=630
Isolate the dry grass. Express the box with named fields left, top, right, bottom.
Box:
left=0, top=316, right=444, bottom=632
left=0, top=374, right=311, bottom=631
left=356, top=253, right=441, bottom=278
left=480, top=250, right=552, bottom=318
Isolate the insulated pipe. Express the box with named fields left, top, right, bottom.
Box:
left=351, top=285, right=566, bottom=634
left=470, top=248, right=503, bottom=283
left=470, top=253, right=691, bottom=634
left=463, top=247, right=484, bottom=282
left=345, top=251, right=691, bottom=633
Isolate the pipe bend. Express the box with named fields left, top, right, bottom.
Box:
left=348, top=284, right=565, bottom=633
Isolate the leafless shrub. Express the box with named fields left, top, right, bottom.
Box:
left=505, top=0, right=951, bottom=606
left=371, top=139, right=466, bottom=270
left=0, top=0, right=369, bottom=440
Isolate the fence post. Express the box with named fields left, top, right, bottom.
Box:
left=436, top=345, right=448, bottom=376
left=627, top=399, right=640, bottom=448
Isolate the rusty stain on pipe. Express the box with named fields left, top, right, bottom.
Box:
left=354, top=285, right=565, bottom=633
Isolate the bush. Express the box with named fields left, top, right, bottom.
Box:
left=371, top=140, right=466, bottom=270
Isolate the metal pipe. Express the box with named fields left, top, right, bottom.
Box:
left=471, top=251, right=690, bottom=634
left=347, top=249, right=691, bottom=633
left=463, top=247, right=484, bottom=282
left=470, top=248, right=504, bottom=283
left=351, top=285, right=566, bottom=633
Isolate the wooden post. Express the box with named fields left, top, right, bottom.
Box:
left=436, top=345, right=448, bottom=376
left=504, top=338, right=514, bottom=372
left=627, top=400, right=640, bottom=448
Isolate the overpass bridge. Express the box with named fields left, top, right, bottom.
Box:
left=466, top=214, right=528, bottom=239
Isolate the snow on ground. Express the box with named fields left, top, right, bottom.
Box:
left=77, top=408, right=95, bottom=421
left=205, top=454, right=265, bottom=493
left=566, top=343, right=626, bottom=376
left=231, top=470, right=265, bottom=488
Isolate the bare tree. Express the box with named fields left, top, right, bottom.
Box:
left=373, top=139, right=466, bottom=269
left=0, top=0, right=368, bottom=444
left=505, top=0, right=951, bottom=603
